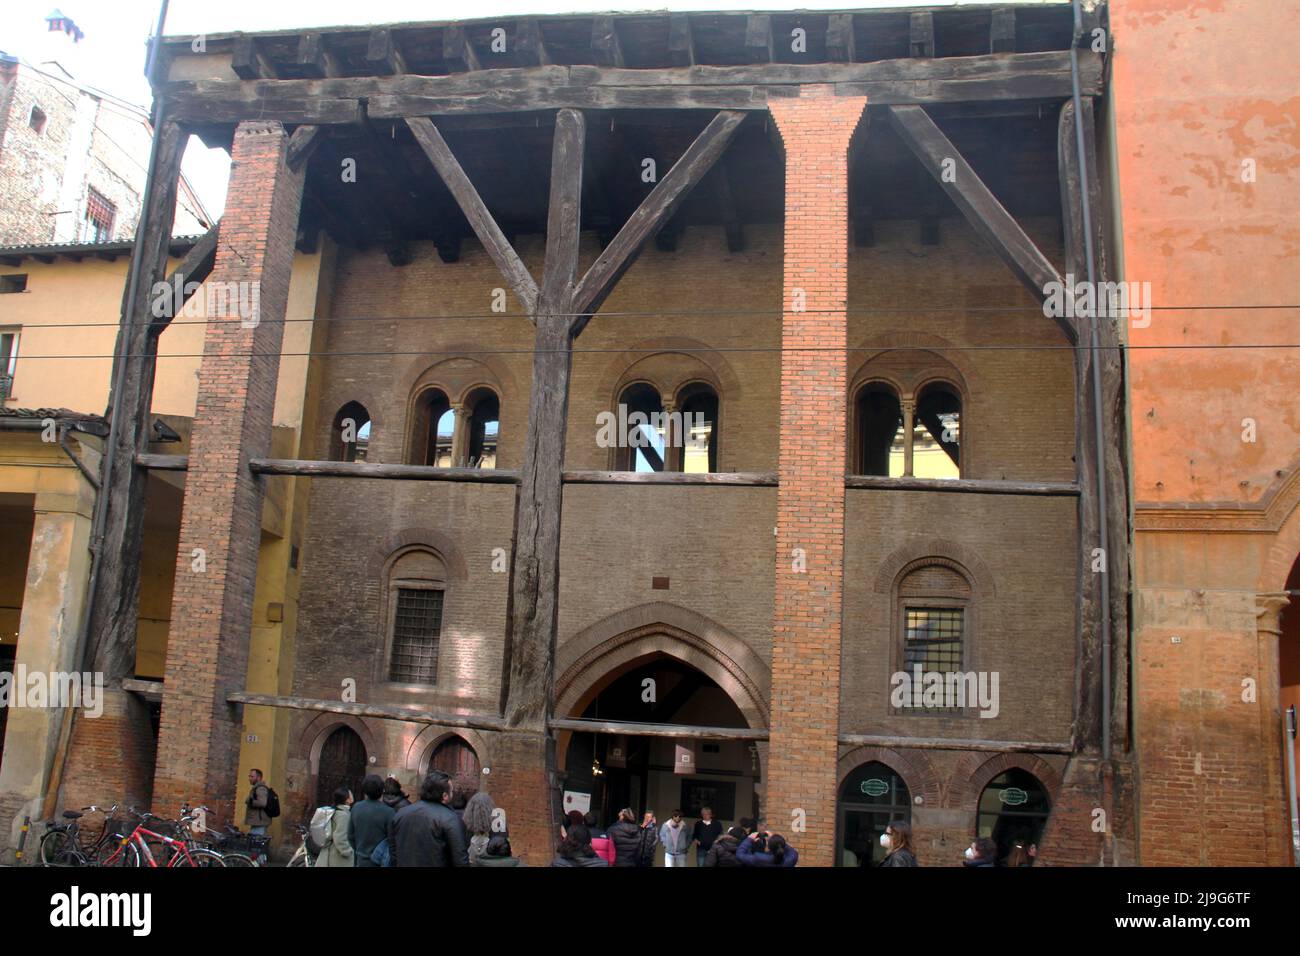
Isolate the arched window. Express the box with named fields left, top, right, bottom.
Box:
left=856, top=383, right=905, bottom=476
left=614, top=382, right=666, bottom=472
left=463, top=387, right=499, bottom=469
left=676, top=383, right=719, bottom=474
left=386, top=547, right=447, bottom=685
left=314, top=726, right=368, bottom=808
left=837, top=761, right=912, bottom=867
left=913, top=382, right=960, bottom=480
left=408, top=388, right=452, bottom=466
left=976, top=769, right=1051, bottom=865
left=429, top=735, right=481, bottom=799
left=330, top=401, right=371, bottom=462
left=895, top=561, right=972, bottom=713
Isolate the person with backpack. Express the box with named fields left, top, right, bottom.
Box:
left=243, top=768, right=280, bottom=864
left=314, top=787, right=355, bottom=868
left=474, top=833, right=522, bottom=867
left=348, top=774, right=395, bottom=868
left=462, top=792, right=497, bottom=865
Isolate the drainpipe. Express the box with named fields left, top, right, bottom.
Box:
left=1071, top=0, right=1116, bottom=863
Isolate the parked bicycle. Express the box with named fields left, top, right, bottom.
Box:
left=287, top=824, right=314, bottom=868
left=39, top=805, right=124, bottom=867
left=99, top=807, right=226, bottom=868
left=204, top=824, right=267, bottom=867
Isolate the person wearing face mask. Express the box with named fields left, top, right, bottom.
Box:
left=963, top=836, right=999, bottom=867
left=879, top=819, right=918, bottom=867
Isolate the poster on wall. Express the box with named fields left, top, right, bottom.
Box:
left=674, top=740, right=695, bottom=775
left=679, top=779, right=736, bottom=820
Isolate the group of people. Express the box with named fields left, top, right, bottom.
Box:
left=555, top=807, right=799, bottom=867
left=250, top=770, right=1026, bottom=867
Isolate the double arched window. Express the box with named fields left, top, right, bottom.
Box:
left=406, top=385, right=500, bottom=469
left=855, top=380, right=961, bottom=479
left=611, top=381, right=719, bottom=473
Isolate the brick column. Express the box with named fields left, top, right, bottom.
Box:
left=153, top=121, right=304, bottom=822
left=767, top=87, right=866, bottom=866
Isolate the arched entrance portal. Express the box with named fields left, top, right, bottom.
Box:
left=837, top=761, right=912, bottom=867
left=560, top=654, right=761, bottom=842
left=428, top=735, right=481, bottom=800
left=314, top=726, right=368, bottom=808
left=976, top=769, right=1051, bottom=864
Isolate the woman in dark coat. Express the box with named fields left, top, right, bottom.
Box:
left=879, top=819, right=918, bottom=867
left=702, top=826, right=744, bottom=867
left=551, top=824, right=610, bottom=867
left=608, top=807, right=657, bottom=867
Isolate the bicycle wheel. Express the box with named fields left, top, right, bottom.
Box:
left=220, top=852, right=258, bottom=867
left=175, top=847, right=226, bottom=867
left=107, top=841, right=142, bottom=868
left=39, top=830, right=71, bottom=866
left=53, top=848, right=88, bottom=867
left=288, top=849, right=311, bottom=868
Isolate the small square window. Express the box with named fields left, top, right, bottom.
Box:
left=83, top=188, right=116, bottom=243
left=0, top=275, right=27, bottom=294
left=28, top=106, right=47, bottom=135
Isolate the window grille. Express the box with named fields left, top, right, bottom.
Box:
left=389, top=587, right=444, bottom=684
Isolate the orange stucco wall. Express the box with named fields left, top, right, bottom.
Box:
left=1111, top=0, right=1300, bottom=865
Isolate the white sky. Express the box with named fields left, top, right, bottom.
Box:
left=5, top=0, right=1059, bottom=219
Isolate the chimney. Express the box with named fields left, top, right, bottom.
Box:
left=35, top=8, right=86, bottom=78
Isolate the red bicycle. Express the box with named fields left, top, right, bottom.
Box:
left=99, top=807, right=226, bottom=868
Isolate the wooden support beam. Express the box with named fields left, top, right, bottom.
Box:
left=827, top=13, right=856, bottom=63
left=591, top=16, right=624, bottom=67
left=0, top=255, right=19, bottom=266
left=845, top=475, right=1080, bottom=496
left=163, top=51, right=1104, bottom=121
left=991, top=8, right=1017, bottom=54
left=515, top=19, right=550, bottom=67
left=296, top=33, right=339, bottom=78
left=502, top=108, right=586, bottom=731
left=405, top=116, right=539, bottom=314
left=365, top=28, right=408, bottom=76
left=667, top=14, right=694, bottom=67
left=714, top=160, right=745, bottom=252
left=231, top=33, right=276, bottom=79
left=550, top=718, right=767, bottom=740
left=135, top=453, right=524, bottom=483
left=31, top=254, right=54, bottom=264
left=150, top=224, right=219, bottom=336
left=84, top=121, right=186, bottom=683
left=886, top=104, right=1074, bottom=343
left=563, top=470, right=777, bottom=486
left=838, top=734, right=1073, bottom=753
left=442, top=24, right=481, bottom=72
left=910, top=11, right=935, bottom=58
left=229, top=691, right=510, bottom=731
left=572, top=110, right=746, bottom=320
left=285, top=124, right=324, bottom=170
left=745, top=14, right=774, bottom=63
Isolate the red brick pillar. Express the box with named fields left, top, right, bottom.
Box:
left=766, top=88, right=866, bottom=866
left=152, top=121, right=304, bottom=822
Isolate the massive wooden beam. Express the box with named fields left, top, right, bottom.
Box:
left=991, top=8, right=1018, bottom=54
left=591, top=16, right=624, bottom=67
left=886, top=103, right=1075, bottom=343
left=910, top=11, right=935, bottom=58
left=84, top=121, right=186, bottom=682
left=149, top=224, right=219, bottom=336
left=405, top=116, right=539, bottom=313
left=714, top=160, right=745, bottom=252
left=296, top=33, right=339, bottom=79
left=503, top=108, right=586, bottom=730
left=160, top=51, right=1103, bottom=121
left=228, top=691, right=510, bottom=731
left=572, top=110, right=746, bottom=320
left=745, top=14, right=774, bottom=63
left=285, top=123, right=324, bottom=170
left=1059, top=96, right=1128, bottom=754
left=231, top=33, right=276, bottom=79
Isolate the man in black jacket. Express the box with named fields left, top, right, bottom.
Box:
left=389, top=770, right=470, bottom=867
left=349, top=773, right=395, bottom=867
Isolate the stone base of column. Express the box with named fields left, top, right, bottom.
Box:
left=484, top=730, right=556, bottom=866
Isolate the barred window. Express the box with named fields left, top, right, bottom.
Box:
left=904, top=608, right=964, bottom=673
left=389, top=587, right=444, bottom=684
left=83, top=188, right=116, bottom=243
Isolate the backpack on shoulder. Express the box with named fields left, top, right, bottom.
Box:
left=264, top=786, right=281, bottom=819
left=307, top=806, right=335, bottom=857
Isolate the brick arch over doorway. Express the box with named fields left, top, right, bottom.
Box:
left=948, top=751, right=1063, bottom=809
left=836, top=744, right=942, bottom=806
left=555, top=602, right=771, bottom=730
